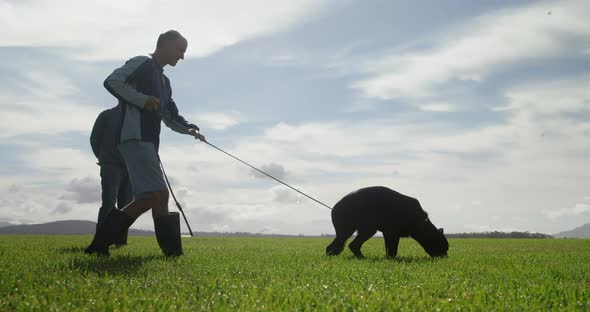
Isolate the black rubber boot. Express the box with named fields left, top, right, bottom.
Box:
left=85, top=209, right=134, bottom=257
left=114, top=228, right=128, bottom=248
left=154, top=212, right=183, bottom=257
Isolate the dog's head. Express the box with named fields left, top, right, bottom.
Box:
left=413, top=218, right=449, bottom=257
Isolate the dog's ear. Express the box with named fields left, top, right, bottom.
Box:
left=438, top=228, right=444, bottom=234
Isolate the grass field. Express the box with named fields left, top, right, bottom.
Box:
left=0, top=235, right=589, bottom=311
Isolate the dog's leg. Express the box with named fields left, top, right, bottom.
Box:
left=326, top=226, right=355, bottom=256
left=383, top=232, right=400, bottom=259
left=348, top=227, right=377, bottom=259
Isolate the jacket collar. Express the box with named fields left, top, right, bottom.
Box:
left=150, top=54, right=164, bottom=73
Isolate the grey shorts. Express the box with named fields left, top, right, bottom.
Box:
left=118, top=140, right=167, bottom=198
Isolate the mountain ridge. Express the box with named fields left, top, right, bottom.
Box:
left=0, top=220, right=154, bottom=236
left=1, top=220, right=589, bottom=238
left=553, top=222, right=590, bottom=238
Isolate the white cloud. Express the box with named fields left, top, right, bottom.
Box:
left=0, top=183, right=99, bottom=224
left=463, top=224, right=525, bottom=233
left=191, top=112, right=240, bottom=130
left=23, top=147, right=97, bottom=181
left=0, top=70, right=100, bottom=139
left=543, top=203, right=590, bottom=219
left=251, top=163, right=287, bottom=180
left=504, top=76, right=590, bottom=114
left=211, top=224, right=231, bottom=233
left=352, top=0, right=590, bottom=100
left=259, top=226, right=279, bottom=234
left=419, top=102, right=457, bottom=112
left=272, top=185, right=303, bottom=204
left=59, top=177, right=101, bottom=204
left=0, top=0, right=333, bottom=60
left=53, top=202, right=73, bottom=215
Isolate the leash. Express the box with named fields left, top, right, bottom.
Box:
left=157, top=112, right=332, bottom=241
left=204, top=141, right=333, bottom=210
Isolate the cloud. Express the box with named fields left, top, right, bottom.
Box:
left=23, top=147, right=97, bottom=181
left=59, top=176, right=101, bottom=204
left=272, top=186, right=302, bottom=204
left=0, top=0, right=334, bottom=60
left=250, top=163, right=287, bottom=180
left=52, top=202, right=73, bottom=215
left=0, top=183, right=99, bottom=224
left=191, top=112, right=240, bottom=130
left=463, top=224, right=525, bottom=233
left=211, top=224, right=231, bottom=233
left=543, top=203, right=590, bottom=219
left=504, top=76, right=590, bottom=114
left=0, top=69, right=100, bottom=139
left=259, top=226, right=279, bottom=234
left=419, top=102, right=457, bottom=112
left=352, top=0, right=590, bottom=100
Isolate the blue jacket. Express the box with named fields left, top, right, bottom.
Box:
left=104, top=55, right=198, bottom=150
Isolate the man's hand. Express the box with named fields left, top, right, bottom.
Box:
left=145, top=96, right=160, bottom=111
left=189, top=128, right=206, bottom=142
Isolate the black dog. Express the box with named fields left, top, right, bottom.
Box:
left=326, top=186, right=448, bottom=259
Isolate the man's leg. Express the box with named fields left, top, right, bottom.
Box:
left=86, top=141, right=154, bottom=256
left=152, top=188, right=182, bottom=256
left=151, top=189, right=169, bottom=218
left=117, top=172, right=133, bottom=209
left=84, top=208, right=135, bottom=257
left=120, top=189, right=181, bottom=256
left=121, top=189, right=168, bottom=219
left=113, top=170, right=133, bottom=246
left=97, top=165, right=119, bottom=226
left=118, top=140, right=181, bottom=256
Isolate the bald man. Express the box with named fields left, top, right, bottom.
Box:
left=85, top=30, right=206, bottom=257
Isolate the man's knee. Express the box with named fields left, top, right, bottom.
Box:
left=153, top=189, right=169, bottom=203
left=148, top=190, right=168, bottom=218
left=135, top=189, right=167, bottom=200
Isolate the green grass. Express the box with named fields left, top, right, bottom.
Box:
left=0, top=236, right=589, bottom=311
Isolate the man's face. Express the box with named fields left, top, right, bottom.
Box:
left=164, top=37, right=188, bottom=66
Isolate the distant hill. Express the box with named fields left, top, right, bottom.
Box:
left=554, top=222, right=590, bottom=238
left=0, top=220, right=154, bottom=236
left=0, top=220, right=301, bottom=237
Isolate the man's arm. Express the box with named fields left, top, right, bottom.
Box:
left=90, top=111, right=106, bottom=159
left=160, top=77, right=205, bottom=141
left=162, top=98, right=205, bottom=141
left=103, top=56, right=151, bottom=109
left=161, top=98, right=199, bottom=134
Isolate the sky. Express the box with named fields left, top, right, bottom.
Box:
left=0, top=0, right=589, bottom=235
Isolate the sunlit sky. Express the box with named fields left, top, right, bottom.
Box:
left=1, top=0, right=589, bottom=235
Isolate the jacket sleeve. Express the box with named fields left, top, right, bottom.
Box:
left=90, top=111, right=105, bottom=159
left=160, top=77, right=199, bottom=135
left=103, top=56, right=150, bottom=109
left=162, top=98, right=200, bottom=135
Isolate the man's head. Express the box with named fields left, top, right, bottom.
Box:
left=154, top=30, right=187, bottom=67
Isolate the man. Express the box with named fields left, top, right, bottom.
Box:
left=90, top=104, right=133, bottom=247
left=85, top=30, right=206, bottom=257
